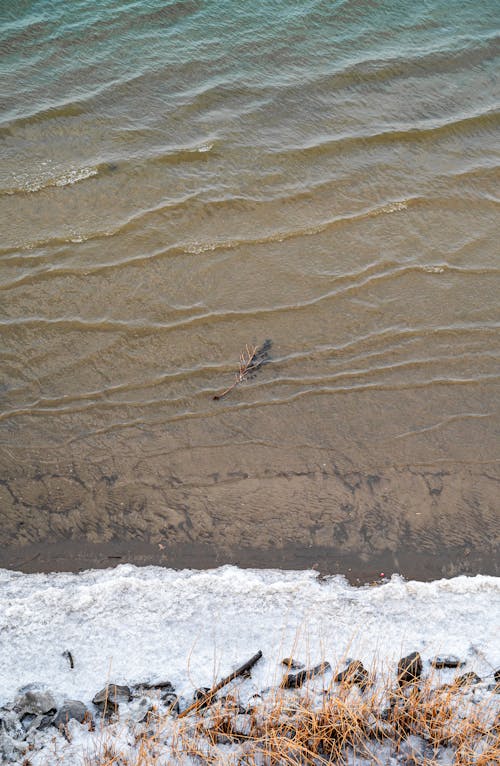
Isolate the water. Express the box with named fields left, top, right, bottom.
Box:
left=1, top=0, right=499, bottom=578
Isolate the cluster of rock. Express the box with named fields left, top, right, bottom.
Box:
left=1, top=653, right=498, bottom=764
left=194, top=653, right=499, bottom=763
left=0, top=680, right=179, bottom=762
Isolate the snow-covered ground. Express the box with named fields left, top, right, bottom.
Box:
left=1, top=565, right=499, bottom=706
left=1, top=565, right=499, bottom=764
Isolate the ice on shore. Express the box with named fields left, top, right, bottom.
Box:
left=0, top=565, right=499, bottom=709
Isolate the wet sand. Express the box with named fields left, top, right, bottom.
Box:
left=1, top=538, right=498, bottom=584
left=1, top=437, right=498, bottom=581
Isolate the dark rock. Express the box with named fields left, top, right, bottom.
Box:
left=92, top=684, right=132, bottom=712
left=153, top=681, right=175, bottom=692
left=494, top=669, right=500, bottom=684
left=282, top=661, right=331, bottom=689
left=192, top=687, right=211, bottom=709
left=18, top=710, right=55, bottom=737
left=53, top=701, right=89, bottom=729
left=14, top=689, right=57, bottom=717
left=194, top=687, right=210, bottom=701
left=455, top=672, right=481, bottom=687
left=281, top=658, right=305, bottom=670
left=62, top=650, right=74, bottom=669
left=161, top=692, right=179, bottom=714
left=397, top=652, right=422, bottom=686
left=334, top=660, right=370, bottom=691
left=431, top=655, right=465, bottom=669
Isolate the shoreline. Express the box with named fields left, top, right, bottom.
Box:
left=1, top=565, right=498, bottom=764
left=1, top=538, right=499, bottom=583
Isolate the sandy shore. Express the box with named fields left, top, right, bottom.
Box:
left=1, top=454, right=499, bottom=580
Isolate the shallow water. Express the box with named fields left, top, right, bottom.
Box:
left=1, top=1, right=499, bottom=577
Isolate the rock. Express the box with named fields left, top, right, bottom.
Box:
left=53, top=701, right=89, bottom=729
left=134, top=680, right=175, bottom=693
left=21, top=712, right=54, bottom=735
left=153, top=681, right=175, bottom=692
left=0, top=730, right=29, bottom=763
left=20, top=713, right=36, bottom=732
left=194, top=687, right=210, bottom=702
left=92, top=684, right=132, bottom=712
left=12, top=689, right=57, bottom=736
left=431, top=655, right=465, bottom=669
left=334, top=660, right=370, bottom=691
left=397, top=652, right=422, bottom=686
left=455, top=672, right=481, bottom=687
left=0, top=709, right=23, bottom=738
left=494, top=668, right=500, bottom=684
left=281, top=658, right=305, bottom=670
left=14, top=689, right=57, bottom=717
left=138, top=705, right=157, bottom=725
left=162, top=691, right=179, bottom=713
left=282, top=661, right=331, bottom=689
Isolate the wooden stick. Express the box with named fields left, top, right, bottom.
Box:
left=213, top=344, right=258, bottom=400
left=178, top=650, right=263, bottom=718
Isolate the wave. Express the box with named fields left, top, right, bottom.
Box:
left=3, top=165, right=100, bottom=196
left=263, top=107, right=500, bottom=157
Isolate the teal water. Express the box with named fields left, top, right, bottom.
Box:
left=0, top=1, right=499, bottom=577
left=2, top=0, right=499, bottom=195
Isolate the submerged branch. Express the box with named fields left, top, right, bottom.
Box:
left=213, top=339, right=272, bottom=400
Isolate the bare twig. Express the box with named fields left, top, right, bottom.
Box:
left=178, top=650, right=263, bottom=718
left=213, top=340, right=272, bottom=400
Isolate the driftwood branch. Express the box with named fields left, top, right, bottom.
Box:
left=213, top=340, right=272, bottom=400
left=281, top=661, right=331, bottom=689
left=178, top=650, right=263, bottom=719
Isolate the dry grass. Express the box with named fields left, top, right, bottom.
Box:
left=83, top=668, right=499, bottom=766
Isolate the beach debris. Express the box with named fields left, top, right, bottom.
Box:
left=334, top=660, right=370, bottom=691
left=178, top=650, right=263, bottom=718
left=397, top=652, right=422, bottom=686
left=62, top=650, right=74, bottom=669
left=431, top=655, right=465, bottom=669
left=92, top=684, right=132, bottom=713
left=281, top=657, right=305, bottom=670
left=281, top=661, right=331, bottom=689
left=213, top=340, right=272, bottom=400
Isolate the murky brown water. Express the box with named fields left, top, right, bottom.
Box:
left=1, top=2, right=499, bottom=579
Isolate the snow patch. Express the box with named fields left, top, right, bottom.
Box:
left=0, top=566, right=498, bottom=708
